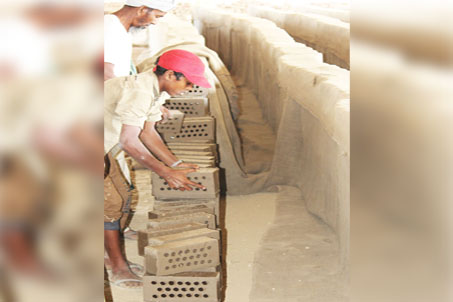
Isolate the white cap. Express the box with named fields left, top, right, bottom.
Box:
left=125, top=0, right=176, bottom=12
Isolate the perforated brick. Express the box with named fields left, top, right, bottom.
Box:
left=162, top=117, right=215, bottom=143
left=138, top=223, right=206, bottom=256
left=152, top=168, right=219, bottom=200
left=171, top=85, right=209, bottom=98
left=144, top=237, right=220, bottom=275
left=156, top=110, right=185, bottom=135
left=149, top=204, right=214, bottom=219
left=148, top=228, right=220, bottom=247
left=147, top=212, right=216, bottom=230
left=164, top=97, right=209, bottom=117
left=143, top=272, right=220, bottom=302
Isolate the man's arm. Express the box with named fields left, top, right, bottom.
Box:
left=139, top=121, right=178, bottom=167
left=139, top=121, right=199, bottom=169
left=120, top=124, right=203, bottom=190
left=104, top=62, right=115, bottom=81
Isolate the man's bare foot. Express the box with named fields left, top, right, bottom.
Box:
left=104, top=255, right=144, bottom=276
left=109, top=268, right=142, bottom=289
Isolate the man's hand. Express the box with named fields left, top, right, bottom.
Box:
left=159, top=106, right=172, bottom=124
left=160, top=168, right=206, bottom=191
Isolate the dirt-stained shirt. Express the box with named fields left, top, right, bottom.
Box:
left=104, top=70, right=169, bottom=154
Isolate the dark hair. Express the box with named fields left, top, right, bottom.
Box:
left=154, top=57, right=185, bottom=80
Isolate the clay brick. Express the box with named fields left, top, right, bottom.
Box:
left=152, top=168, right=219, bottom=200
left=154, top=197, right=220, bottom=226
left=138, top=223, right=206, bottom=256
left=148, top=228, right=220, bottom=247
left=144, top=237, right=220, bottom=275
left=167, top=143, right=217, bottom=155
left=186, top=163, right=214, bottom=168
left=193, top=265, right=221, bottom=273
left=171, top=150, right=214, bottom=157
left=177, top=158, right=216, bottom=168
left=149, top=204, right=214, bottom=219
left=147, top=212, right=216, bottom=230
left=164, top=97, right=209, bottom=117
left=162, top=117, right=215, bottom=143
left=173, top=85, right=209, bottom=98
left=156, top=110, right=185, bottom=135
left=167, top=143, right=218, bottom=161
left=178, top=155, right=216, bottom=161
left=143, top=272, right=220, bottom=302
left=137, top=194, right=153, bottom=202
left=153, top=199, right=216, bottom=211
left=171, top=151, right=217, bottom=167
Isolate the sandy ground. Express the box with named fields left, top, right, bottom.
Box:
left=104, top=191, right=278, bottom=301
left=222, top=193, right=278, bottom=302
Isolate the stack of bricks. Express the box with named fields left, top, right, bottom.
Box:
left=139, top=84, right=224, bottom=301
left=129, top=162, right=153, bottom=207
left=156, top=85, right=218, bottom=169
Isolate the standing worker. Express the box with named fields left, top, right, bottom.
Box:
left=103, top=0, right=174, bottom=245
left=104, top=49, right=211, bottom=288
left=104, top=0, right=174, bottom=80
left=104, top=0, right=176, bottom=288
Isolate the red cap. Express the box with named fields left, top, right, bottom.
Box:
left=153, top=49, right=211, bottom=88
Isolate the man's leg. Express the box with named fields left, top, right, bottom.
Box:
left=104, top=221, right=141, bottom=288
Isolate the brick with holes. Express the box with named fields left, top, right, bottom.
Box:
left=171, top=84, right=209, bottom=98
left=147, top=212, right=216, bottom=230
left=143, top=272, right=220, bottom=302
left=144, top=237, right=220, bottom=275
left=163, top=97, right=209, bottom=117
left=148, top=228, right=220, bottom=247
left=148, top=204, right=214, bottom=219
left=152, top=168, right=219, bottom=200
left=138, top=223, right=206, bottom=256
left=162, top=117, right=215, bottom=143
left=155, top=110, right=184, bottom=135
